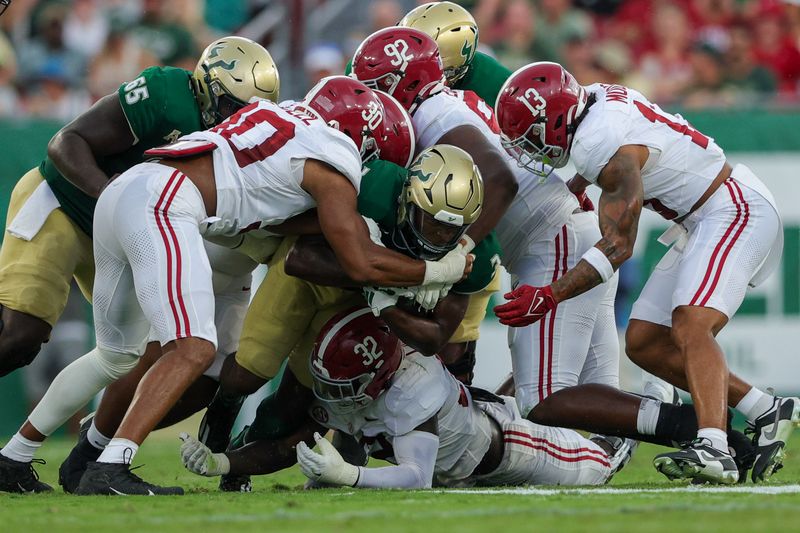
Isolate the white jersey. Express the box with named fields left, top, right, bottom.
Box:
left=572, top=84, right=726, bottom=220
left=309, top=348, right=493, bottom=484
left=412, top=89, right=578, bottom=269
left=179, top=99, right=363, bottom=237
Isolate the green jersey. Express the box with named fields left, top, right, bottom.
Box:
left=357, top=160, right=501, bottom=294
left=40, top=66, right=204, bottom=236
left=452, top=52, right=512, bottom=108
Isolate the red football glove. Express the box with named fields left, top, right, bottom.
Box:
left=493, top=284, right=557, bottom=327
left=575, top=190, right=594, bottom=212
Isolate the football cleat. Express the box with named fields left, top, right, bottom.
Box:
left=219, top=473, right=252, bottom=493
left=654, top=438, right=739, bottom=484
left=0, top=455, right=52, bottom=493
left=747, top=396, right=800, bottom=483
left=591, top=435, right=638, bottom=482
left=75, top=462, right=184, bottom=496
left=727, top=429, right=757, bottom=484
left=59, top=413, right=101, bottom=493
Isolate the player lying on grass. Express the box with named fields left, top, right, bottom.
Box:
left=180, top=307, right=633, bottom=489
left=51, top=90, right=419, bottom=494
left=345, top=27, right=764, bottom=477
left=494, top=61, right=797, bottom=484
left=0, top=36, right=281, bottom=494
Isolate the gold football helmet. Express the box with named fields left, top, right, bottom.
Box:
left=193, top=36, right=280, bottom=127
left=396, top=144, right=483, bottom=260
left=398, top=2, right=478, bottom=85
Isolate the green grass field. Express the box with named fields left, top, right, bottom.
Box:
left=3, top=424, right=800, bottom=532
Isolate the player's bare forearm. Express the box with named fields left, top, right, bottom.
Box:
left=48, top=94, right=136, bottom=198
left=566, top=173, right=591, bottom=194
left=303, top=160, right=426, bottom=286
left=380, top=293, right=468, bottom=355
left=438, top=126, right=518, bottom=243
left=551, top=146, right=644, bottom=303
left=227, top=423, right=321, bottom=475
left=285, top=235, right=359, bottom=287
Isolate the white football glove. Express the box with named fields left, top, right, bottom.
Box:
left=410, top=282, right=452, bottom=310
left=363, top=286, right=414, bottom=317
left=296, top=432, right=360, bottom=487
left=423, top=241, right=474, bottom=286
left=179, top=432, right=230, bottom=476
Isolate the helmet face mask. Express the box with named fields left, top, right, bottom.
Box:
left=0, top=0, right=10, bottom=18
left=311, top=369, right=374, bottom=414
left=400, top=204, right=468, bottom=261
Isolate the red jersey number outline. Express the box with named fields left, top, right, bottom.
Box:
left=211, top=104, right=297, bottom=168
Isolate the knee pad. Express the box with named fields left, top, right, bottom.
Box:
left=90, top=347, right=140, bottom=381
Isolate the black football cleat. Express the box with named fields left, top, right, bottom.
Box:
left=75, top=461, right=184, bottom=496
left=0, top=455, right=53, bottom=493
left=59, top=414, right=102, bottom=493
left=727, top=429, right=757, bottom=484
left=219, top=472, right=252, bottom=492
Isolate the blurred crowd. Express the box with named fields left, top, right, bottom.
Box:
left=1, top=0, right=800, bottom=121
left=0, top=0, right=258, bottom=119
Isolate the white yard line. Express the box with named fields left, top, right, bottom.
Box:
left=433, top=484, right=800, bottom=496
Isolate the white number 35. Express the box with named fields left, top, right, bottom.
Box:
left=355, top=336, right=383, bottom=366
left=124, top=76, right=150, bottom=105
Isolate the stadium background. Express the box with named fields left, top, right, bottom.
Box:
left=0, top=0, right=799, bottom=435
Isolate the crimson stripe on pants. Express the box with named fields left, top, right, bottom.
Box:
left=153, top=170, right=188, bottom=337
left=161, top=173, right=192, bottom=336
left=505, top=430, right=609, bottom=458
left=689, top=179, right=743, bottom=306
left=503, top=438, right=611, bottom=467
left=539, top=230, right=562, bottom=402
left=698, top=180, right=750, bottom=306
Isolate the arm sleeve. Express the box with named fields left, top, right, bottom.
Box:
left=355, top=431, right=439, bottom=489
left=456, top=52, right=512, bottom=107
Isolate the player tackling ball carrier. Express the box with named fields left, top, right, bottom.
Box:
left=494, top=61, right=797, bottom=484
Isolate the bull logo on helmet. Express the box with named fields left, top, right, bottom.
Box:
left=517, top=87, right=547, bottom=118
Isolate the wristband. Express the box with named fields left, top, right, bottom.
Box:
left=581, top=246, right=615, bottom=282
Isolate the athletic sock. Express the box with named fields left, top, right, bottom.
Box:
left=636, top=397, right=661, bottom=435
left=735, top=387, right=776, bottom=423
left=97, top=438, right=139, bottom=465
left=653, top=403, right=700, bottom=446
left=697, top=427, right=728, bottom=453
left=87, top=421, right=112, bottom=451
left=0, top=433, right=43, bottom=463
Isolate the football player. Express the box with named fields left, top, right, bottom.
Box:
left=0, top=36, right=280, bottom=494
left=349, top=29, right=758, bottom=479
left=494, top=62, right=795, bottom=484
left=0, top=36, right=278, bottom=378
left=179, top=307, right=633, bottom=488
